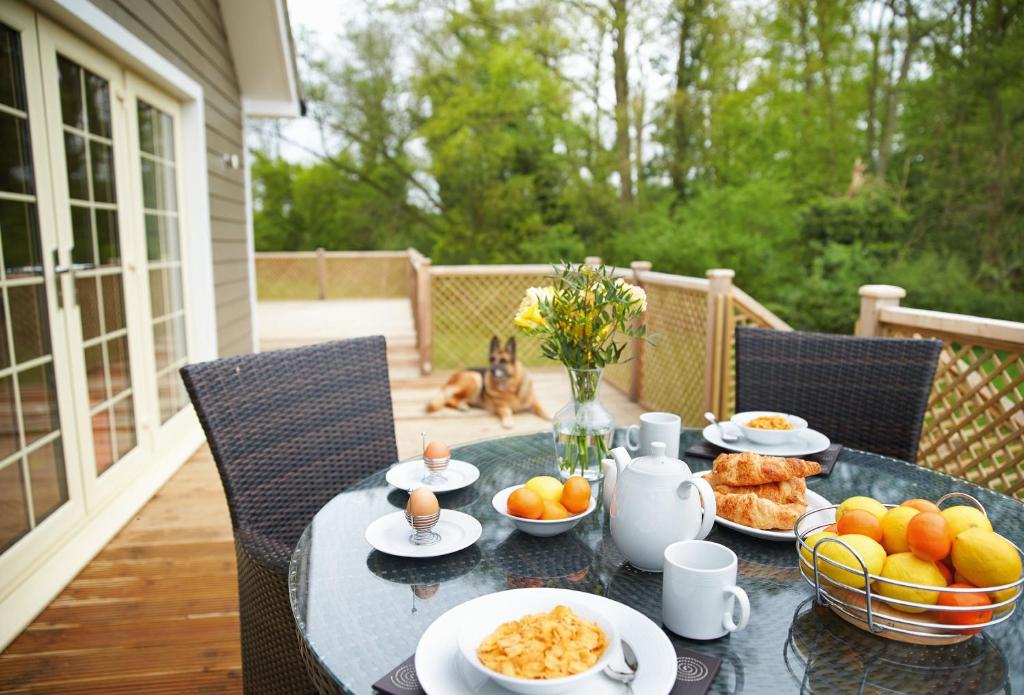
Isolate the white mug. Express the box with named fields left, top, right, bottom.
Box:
left=625, top=412, right=680, bottom=458
left=662, top=540, right=750, bottom=640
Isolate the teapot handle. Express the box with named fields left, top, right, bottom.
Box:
left=678, top=476, right=716, bottom=540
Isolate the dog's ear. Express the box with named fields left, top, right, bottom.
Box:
left=489, top=336, right=500, bottom=356
left=505, top=337, right=517, bottom=363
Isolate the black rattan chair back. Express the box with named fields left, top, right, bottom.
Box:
left=181, top=336, right=397, bottom=693
left=735, top=327, right=941, bottom=462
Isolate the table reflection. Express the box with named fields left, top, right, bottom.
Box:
left=785, top=597, right=1009, bottom=694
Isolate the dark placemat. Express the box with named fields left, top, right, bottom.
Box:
left=373, top=639, right=721, bottom=694
left=373, top=655, right=425, bottom=695
left=684, top=441, right=843, bottom=477
left=670, top=644, right=721, bottom=695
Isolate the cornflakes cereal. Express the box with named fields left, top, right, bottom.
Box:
left=476, top=605, right=608, bottom=680
left=747, top=415, right=793, bottom=430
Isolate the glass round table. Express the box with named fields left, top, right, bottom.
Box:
left=289, top=430, right=1024, bottom=694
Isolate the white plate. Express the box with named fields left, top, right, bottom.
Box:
left=386, top=459, right=480, bottom=493
left=491, top=485, right=596, bottom=537
left=415, top=588, right=677, bottom=695
left=365, top=510, right=482, bottom=558
left=695, top=470, right=834, bottom=542
left=701, top=423, right=831, bottom=457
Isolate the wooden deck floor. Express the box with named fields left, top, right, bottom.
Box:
left=0, top=300, right=643, bottom=693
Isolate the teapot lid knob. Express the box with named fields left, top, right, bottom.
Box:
left=650, top=441, right=666, bottom=461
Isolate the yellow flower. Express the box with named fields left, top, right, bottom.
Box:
left=616, top=279, right=647, bottom=312
left=514, top=285, right=554, bottom=331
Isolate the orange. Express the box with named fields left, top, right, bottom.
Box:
left=907, top=511, right=952, bottom=562
left=936, top=584, right=993, bottom=634
left=561, top=476, right=592, bottom=514
left=935, top=560, right=954, bottom=585
left=901, top=498, right=942, bottom=515
left=836, top=509, right=883, bottom=542
left=541, top=500, right=570, bottom=520
left=823, top=523, right=837, bottom=534
left=507, top=487, right=543, bottom=519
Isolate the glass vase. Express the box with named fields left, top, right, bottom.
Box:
left=552, top=367, right=614, bottom=481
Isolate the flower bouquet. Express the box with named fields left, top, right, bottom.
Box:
left=515, top=263, right=650, bottom=478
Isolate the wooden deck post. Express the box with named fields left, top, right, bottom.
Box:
left=417, top=257, right=433, bottom=374
left=316, top=247, right=327, bottom=300
left=629, top=261, right=652, bottom=403
left=704, top=269, right=735, bottom=419
left=857, top=284, right=905, bottom=336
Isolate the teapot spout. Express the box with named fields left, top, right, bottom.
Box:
left=604, top=447, right=631, bottom=514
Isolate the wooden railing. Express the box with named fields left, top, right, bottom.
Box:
left=256, top=251, right=1022, bottom=499
left=406, top=254, right=785, bottom=426
left=255, top=249, right=411, bottom=300
left=858, top=286, right=1024, bottom=499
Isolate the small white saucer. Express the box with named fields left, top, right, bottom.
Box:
left=702, top=423, right=831, bottom=457
left=386, top=459, right=480, bottom=493
left=365, top=510, right=482, bottom=558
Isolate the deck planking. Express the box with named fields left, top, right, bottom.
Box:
left=0, top=301, right=644, bottom=692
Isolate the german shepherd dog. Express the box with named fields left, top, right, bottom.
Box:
left=426, top=336, right=550, bottom=428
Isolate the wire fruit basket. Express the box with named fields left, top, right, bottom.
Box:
left=794, top=493, right=1024, bottom=645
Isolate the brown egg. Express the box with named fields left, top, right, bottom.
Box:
left=407, top=487, right=440, bottom=516
left=424, top=440, right=450, bottom=460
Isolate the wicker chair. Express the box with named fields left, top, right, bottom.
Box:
left=180, top=336, right=398, bottom=694
left=735, top=327, right=941, bottom=462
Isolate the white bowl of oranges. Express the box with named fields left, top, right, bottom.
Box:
left=493, top=476, right=596, bottom=537
left=796, top=493, right=1023, bottom=644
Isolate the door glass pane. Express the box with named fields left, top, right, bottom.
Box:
left=56, top=54, right=137, bottom=475
left=138, top=100, right=187, bottom=423
left=0, top=24, right=69, bottom=550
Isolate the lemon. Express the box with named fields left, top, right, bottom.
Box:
left=837, top=496, right=888, bottom=522
left=941, top=506, right=992, bottom=539
left=799, top=531, right=837, bottom=572
left=816, top=534, right=886, bottom=589
left=524, top=476, right=564, bottom=503
left=877, top=552, right=947, bottom=613
left=990, top=587, right=1020, bottom=615
left=880, top=506, right=919, bottom=554
left=951, top=528, right=1022, bottom=589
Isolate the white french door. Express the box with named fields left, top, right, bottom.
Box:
left=0, top=4, right=194, bottom=584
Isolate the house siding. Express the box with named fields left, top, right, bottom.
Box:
left=89, top=0, right=254, bottom=357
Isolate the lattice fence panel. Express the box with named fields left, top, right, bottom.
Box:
left=883, top=325, right=1024, bottom=499
left=431, top=273, right=553, bottom=370
left=603, top=346, right=634, bottom=398
left=727, top=296, right=784, bottom=416
left=638, top=282, right=707, bottom=426
left=323, top=255, right=409, bottom=298
left=255, top=255, right=319, bottom=300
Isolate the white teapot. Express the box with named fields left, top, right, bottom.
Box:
left=603, top=442, right=716, bottom=571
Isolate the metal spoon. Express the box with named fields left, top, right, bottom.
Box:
left=704, top=411, right=738, bottom=442
left=603, top=640, right=638, bottom=693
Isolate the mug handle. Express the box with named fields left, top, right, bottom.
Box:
left=625, top=424, right=640, bottom=451
left=678, top=476, right=716, bottom=540
left=722, top=586, right=750, bottom=633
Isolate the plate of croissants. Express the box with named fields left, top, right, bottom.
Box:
left=695, top=451, right=834, bottom=541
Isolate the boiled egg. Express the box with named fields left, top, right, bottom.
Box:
left=424, top=440, right=450, bottom=460
left=406, top=487, right=440, bottom=516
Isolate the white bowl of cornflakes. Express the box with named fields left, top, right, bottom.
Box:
left=731, top=410, right=808, bottom=445
left=457, top=596, right=619, bottom=694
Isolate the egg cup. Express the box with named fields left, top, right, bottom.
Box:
left=421, top=455, right=450, bottom=485
left=405, top=509, right=441, bottom=545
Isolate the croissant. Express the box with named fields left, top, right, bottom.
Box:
left=711, top=451, right=820, bottom=486
left=706, top=474, right=806, bottom=505
left=714, top=490, right=806, bottom=530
